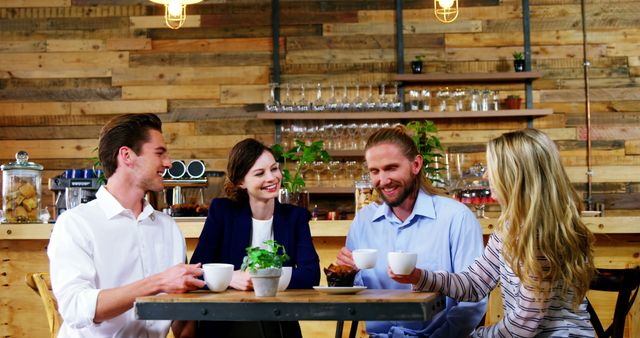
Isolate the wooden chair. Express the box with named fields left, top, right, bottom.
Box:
left=586, top=267, right=640, bottom=338
left=25, top=272, right=63, bottom=338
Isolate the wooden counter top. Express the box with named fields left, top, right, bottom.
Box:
left=1, top=216, right=639, bottom=240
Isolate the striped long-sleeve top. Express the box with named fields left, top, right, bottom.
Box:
left=413, top=232, right=595, bottom=337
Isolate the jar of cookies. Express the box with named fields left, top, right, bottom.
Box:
left=1, top=151, right=43, bottom=223
left=354, top=173, right=379, bottom=214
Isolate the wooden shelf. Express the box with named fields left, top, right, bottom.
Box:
left=257, top=109, right=552, bottom=120
left=305, top=186, right=354, bottom=194
left=393, top=71, right=543, bottom=83
left=327, top=150, right=362, bottom=157
left=3, top=216, right=639, bottom=239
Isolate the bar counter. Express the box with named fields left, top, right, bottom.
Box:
left=2, top=216, right=639, bottom=337
left=2, top=216, right=639, bottom=240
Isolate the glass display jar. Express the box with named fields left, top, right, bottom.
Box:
left=1, top=151, right=44, bottom=223
left=354, top=174, right=379, bottom=214
left=450, top=163, right=496, bottom=218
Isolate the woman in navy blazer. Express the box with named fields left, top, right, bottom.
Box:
left=177, top=138, right=320, bottom=338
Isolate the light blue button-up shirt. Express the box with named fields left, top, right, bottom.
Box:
left=346, top=189, right=487, bottom=338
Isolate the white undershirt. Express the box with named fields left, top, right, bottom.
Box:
left=251, top=216, right=274, bottom=249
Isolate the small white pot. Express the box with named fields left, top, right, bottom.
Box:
left=250, top=267, right=282, bottom=297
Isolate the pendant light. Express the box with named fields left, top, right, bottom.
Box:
left=149, top=0, right=203, bottom=29
left=434, top=0, right=459, bottom=23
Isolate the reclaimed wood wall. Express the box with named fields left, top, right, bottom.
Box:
left=1, top=0, right=639, bottom=337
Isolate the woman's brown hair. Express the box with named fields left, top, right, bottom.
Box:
left=224, top=138, right=276, bottom=202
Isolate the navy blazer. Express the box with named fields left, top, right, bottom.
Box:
left=190, top=198, right=320, bottom=289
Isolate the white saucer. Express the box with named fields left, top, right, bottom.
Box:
left=313, top=286, right=367, bottom=295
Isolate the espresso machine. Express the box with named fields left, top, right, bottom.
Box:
left=147, top=160, right=224, bottom=217
left=49, top=169, right=101, bottom=220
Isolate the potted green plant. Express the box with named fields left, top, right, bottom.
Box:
left=241, top=239, right=290, bottom=297
left=406, top=120, right=445, bottom=187
left=411, top=55, right=425, bottom=74
left=272, top=139, right=330, bottom=209
left=505, top=94, right=522, bottom=109
left=512, top=51, right=525, bottom=72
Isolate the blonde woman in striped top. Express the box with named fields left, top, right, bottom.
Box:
left=391, top=129, right=596, bottom=337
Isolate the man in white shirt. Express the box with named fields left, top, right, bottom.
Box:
left=48, top=113, right=205, bottom=338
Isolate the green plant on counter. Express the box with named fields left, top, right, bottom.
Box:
left=241, top=240, right=290, bottom=273
left=91, top=147, right=107, bottom=185
left=414, top=55, right=425, bottom=61
left=272, top=139, right=330, bottom=193
left=512, top=51, right=524, bottom=60
left=406, top=120, right=445, bottom=185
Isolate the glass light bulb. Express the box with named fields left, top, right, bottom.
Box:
left=167, top=0, right=182, bottom=17
left=438, top=0, right=455, bottom=9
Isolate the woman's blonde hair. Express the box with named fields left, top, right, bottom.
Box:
left=486, top=128, right=595, bottom=308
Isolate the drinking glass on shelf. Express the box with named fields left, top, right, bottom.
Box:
left=265, top=82, right=280, bottom=112
left=377, top=83, right=390, bottom=111
left=312, top=83, right=326, bottom=112
left=295, top=83, right=309, bottom=112
left=365, top=83, right=377, bottom=111
left=453, top=88, right=466, bottom=112
left=481, top=90, right=490, bottom=111
left=352, top=82, right=364, bottom=111
left=391, top=82, right=403, bottom=111
left=338, top=83, right=351, bottom=111
left=492, top=90, right=500, bottom=111
left=470, top=89, right=480, bottom=111
left=345, top=160, right=359, bottom=181
left=281, top=83, right=294, bottom=112
left=436, top=88, right=450, bottom=112
left=421, top=89, right=431, bottom=112
left=409, top=90, right=420, bottom=111
left=312, top=161, right=326, bottom=186
left=326, top=83, right=338, bottom=111
left=327, top=160, right=342, bottom=187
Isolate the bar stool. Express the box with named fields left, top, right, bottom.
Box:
left=24, top=272, right=62, bottom=338
left=586, top=267, right=640, bottom=338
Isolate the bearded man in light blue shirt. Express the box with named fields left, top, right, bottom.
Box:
left=337, top=126, right=486, bottom=338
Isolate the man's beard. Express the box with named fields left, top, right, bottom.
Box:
left=377, top=175, right=420, bottom=207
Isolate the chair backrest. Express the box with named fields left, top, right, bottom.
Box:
left=25, top=272, right=63, bottom=338
left=586, top=267, right=640, bottom=338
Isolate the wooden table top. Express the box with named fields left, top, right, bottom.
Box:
left=135, top=289, right=445, bottom=322
left=137, top=289, right=441, bottom=304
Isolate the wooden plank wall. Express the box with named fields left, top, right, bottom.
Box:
left=0, top=0, right=639, bottom=337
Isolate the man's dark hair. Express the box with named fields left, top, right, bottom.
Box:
left=98, top=113, right=162, bottom=178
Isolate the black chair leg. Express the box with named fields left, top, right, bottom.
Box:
left=335, top=320, right=344, bottom=338
left=348, top=321, right=359, bottom=338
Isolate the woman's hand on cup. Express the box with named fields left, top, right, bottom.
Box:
left=387, top=266, right=421, bottom=285
left=229, top=270, right=253, bottom=290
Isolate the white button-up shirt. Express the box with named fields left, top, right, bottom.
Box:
left=48, top=187, right=186, bottom=338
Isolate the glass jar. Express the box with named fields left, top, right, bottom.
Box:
left=450, top=163, right=496, bottom=218
left=354, top=174, right=379, bottom=214
left=1, top=151, right=43, bottom=223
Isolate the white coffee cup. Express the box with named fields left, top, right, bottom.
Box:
left=388, top=252, right=418, bottom=275
left=352, top=249, right=378, bottom=269
left=203, top=263, right=234, bottom=292
left=278, top=266, right=293, bottom=291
